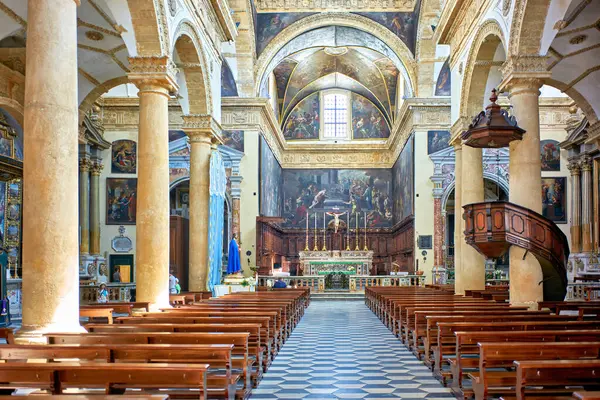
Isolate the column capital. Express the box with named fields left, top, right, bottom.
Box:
left=182, top=114, right=223, bottom=144
left=450, top=116, right=469, bottom=147
left=79, top=156, right=91, bottom=172
left=580, top=155, right=593, bottom=172
left=587, top=121, right=600, bottom=147
left=499, top=55, right=551, bottom=94
left=567, top=159, right=581, bottom=175
left=90, top=160, right=104, bottom=176
left=128, top=56, right=179, bottom=94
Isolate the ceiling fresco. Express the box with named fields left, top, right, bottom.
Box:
left=255, top=3, right=422, bottom=57
left=273, top=47, right=399, bottom=127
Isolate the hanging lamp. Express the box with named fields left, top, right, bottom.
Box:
left=462, top=89, right=525, bottom=148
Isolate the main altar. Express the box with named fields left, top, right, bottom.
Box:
left=299, top=250, right=373, bottom=276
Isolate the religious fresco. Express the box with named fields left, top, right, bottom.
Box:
left=374, top=58, right=400, bottom=106
left=106, top=178, right=137, bottom=225
left=435, top=59, right=451, bottom=96
left=283, top=92, right=320, bottom=140
left=0, top=182, right=5, bottom=244
left=221, top=130, right=245, bottom=153
left=282, top=169, right=393, bottom=228
left=540, top=139, right=561, bottom=171
left=169, top=130, right=186, bottom=142
left=427, top=130, right=451, bottom=154
left=393, top=135, right=414, bottom=223
left=260, top=136, right=283, bottom=217
left=273, top=59, right=297, bottom=103
left=111, top=140, right=137, bottom=174
left=353, top=10, right=419, bottom=54
left=541, top=177, right=566, bottom=223
left=256, top=13, right=315, bottom=56
left=221, top=60, right=239, bottom=97
left=351, top=94, right=391, bottom=139
left=0, top=108, right=22, bottom=160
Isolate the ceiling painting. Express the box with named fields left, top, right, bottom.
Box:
left=435, top=59, right=451, bottom=96
left=353, top=10, right=420, bottom=54
left=256, top=13, right=316, bottom=56
left=221, top=60, right=239, bottom=97
left=283, top=92, right=320, bottom=141
left=351, top=94, right=391, bottom=140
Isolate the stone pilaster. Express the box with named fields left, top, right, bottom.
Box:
left=452, top=139, right=463, bottom=295
left=129, top=56, right=178, bottom=310
left=183, top=114, right=221, bottom=291
left=568, top=159, right=582, bottom=253
left=19, top=0, right=85, bottom=341
left=580, top=155, right=593, bottom=252
left=500, top=57, right=550, bottom=307
left=229, top=174, right=243, bottom=242
left=79, top=156, right=91, bottom=254
left=89, top=159, right=103, bottom=255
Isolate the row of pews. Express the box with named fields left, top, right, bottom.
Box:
left=366, top=286, right=600, bottom=400
left=0, top=288, right=309, bottom=399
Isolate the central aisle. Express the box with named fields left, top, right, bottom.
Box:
left=250, top=300, right=454, bottom=399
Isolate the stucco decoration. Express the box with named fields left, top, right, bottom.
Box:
left=254, top=13, right=417, bottom=98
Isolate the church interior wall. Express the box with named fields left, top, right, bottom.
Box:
left=239, top=129, right=260, bottom=276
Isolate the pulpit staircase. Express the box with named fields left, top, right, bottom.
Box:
left=463, top=201, right=569, bottom=301
left=460, top=89, right=570, bottom=301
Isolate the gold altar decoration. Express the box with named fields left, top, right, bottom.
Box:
left=322, top=212, right=327, bottom=251
left=313, top=212, right=318, bottom=251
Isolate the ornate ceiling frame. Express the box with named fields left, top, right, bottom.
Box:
left=253, top=13, right=418, bottom=99
left=221, top=96, right=450, bottom=169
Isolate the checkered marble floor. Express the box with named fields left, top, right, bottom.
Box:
left=250, top=300, right=454, bottom=400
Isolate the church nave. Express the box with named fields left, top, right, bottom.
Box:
left=251, top=301, right=454, bottom=400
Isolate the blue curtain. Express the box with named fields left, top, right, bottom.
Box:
left=208, top=150, right=227, bottom=292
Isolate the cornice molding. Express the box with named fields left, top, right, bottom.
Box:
left=128, top=56, right=179, bottom=92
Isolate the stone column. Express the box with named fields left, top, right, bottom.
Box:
left=500, top=59, right=550, bottom=307
left=433, top=196, right=443, bottom=266
left=129, top=57, right=178, bottom=310
left=460, top=144, right=486, bottom=292
left=568, top=159, right=582, bottom=253
left=79, top=156, right=91, bottom=254
left=452, top=140, right=464, bottom=295
left=19, top=0, right=84, bottom=340
left=580, top=156, right=593, bottom=252
left=183, top=115, right=220, bottom=291
left=89, top=159, right=103, bottom=255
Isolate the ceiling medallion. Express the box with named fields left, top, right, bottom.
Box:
left=324, top=47, right=349, bottom=56
left=85, top=30, right=104, bottom=41
left=569, top=34, right=587, bottom=45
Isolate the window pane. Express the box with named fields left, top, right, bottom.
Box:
left=323, top=109, right=335, bottom=122
left=336, top=109, right=346, bottom=122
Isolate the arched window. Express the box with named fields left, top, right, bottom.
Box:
left=322, top=91, right=349, bottom=139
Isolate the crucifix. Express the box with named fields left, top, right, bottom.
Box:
left=325, top=211, right=347, bottom=234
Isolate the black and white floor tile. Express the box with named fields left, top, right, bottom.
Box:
left=250, top=301, right=454, bottom=399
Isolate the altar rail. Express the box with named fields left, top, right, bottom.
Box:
left=258, top=275, right=425, bottom=293
left=80, top=283, right=136, bottom=304
left=567, top=283, right=600, bottom=301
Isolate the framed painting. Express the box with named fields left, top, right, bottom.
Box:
left=111, top=139, right=137, bottom=174
left=106, top=178, right=137, bottom=225
left=540, top=139, right=560, bottom=171
left=427, top=130, right=451, bottom=154
left=541, top=177, right=566, bottom=223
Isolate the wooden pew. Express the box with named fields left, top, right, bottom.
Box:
left=574, top=392, right=600, bottom=400
left=86, top=322, right=265, bottom=384
left=446, top=330, right=600, bottom=391
left=469, top=342, right=600, bottom=400
left=45, top=331, right=253, bottom=392
left=515, top=359, right=600, bottom=400
left=0, top=344, right=237, bottom=400
left=80, top=308, right=113, bottom=324
left=81, top=304, right=134, bottom=316
left=0, top=328, right=14, bottom=344
left=0, top=362, right=209, bottom=398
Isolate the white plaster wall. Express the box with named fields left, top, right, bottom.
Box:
left=413, top=129, right=436, bottom=283
left=239, top=130, right=260, bottom=277
left=98, top=129, right=139, bottom=276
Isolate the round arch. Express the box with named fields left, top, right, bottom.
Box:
left=128, top=0, right=169, bottom=56
left=253, top=13, right=418, bottom=98
left=171, top=20, right=213, bottom=115
left=460, top=19, right=507, bottom=119
left=441, top=172, right=510, bottom=212
left=78, top=76, right=130, bottom=120
left=508, top=0, right=551, bottom=57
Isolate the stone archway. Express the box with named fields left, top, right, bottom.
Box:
left=253, top=13, right=418, bottom=98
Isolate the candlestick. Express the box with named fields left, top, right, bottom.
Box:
left=364, top=211, right=368, bottom=251
left=355, top=212, right=360, bottom=251
left=345, top=212, right=350, bottom=251
left=313, top=212, right=318, bottom=251
left=304, top=210, right=309, bottom=251
left=322, top=212, right=327, bottom=251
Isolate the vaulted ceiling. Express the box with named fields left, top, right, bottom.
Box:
left=546, top=0, right=600, bottom=120
left=273, top=46, right=400, bottom=127
left=0, top=0, right=133, bottom=105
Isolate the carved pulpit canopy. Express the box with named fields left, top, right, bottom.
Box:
left=462, top=89, right=525, bottom=148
